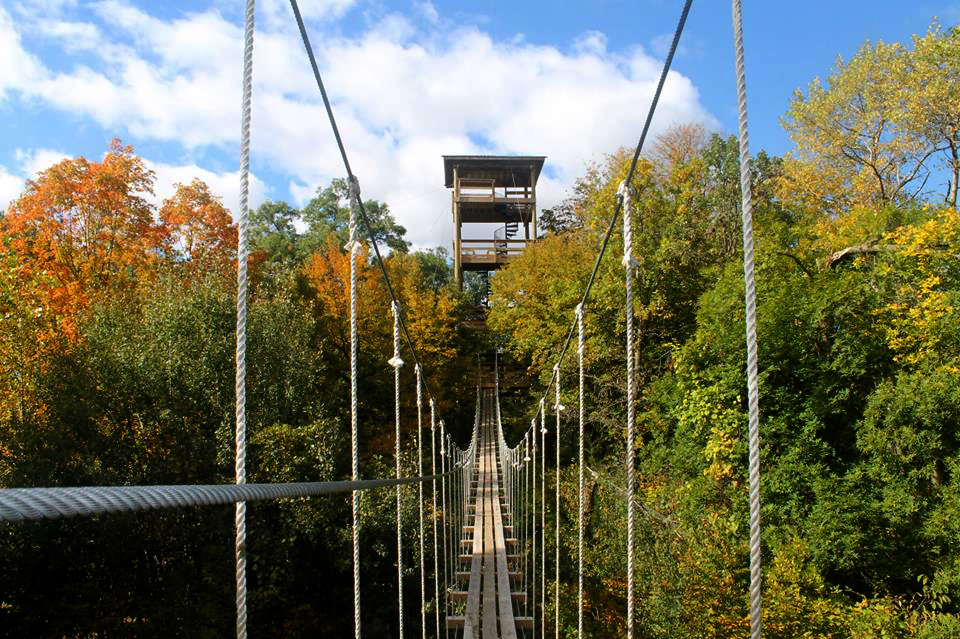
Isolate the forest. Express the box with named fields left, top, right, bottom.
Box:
left=1, top=22, right=959, bottom=639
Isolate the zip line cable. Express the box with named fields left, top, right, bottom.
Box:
left=287, top=0, right=449, bottom=418
left=525, top=0, right=693, bottom=413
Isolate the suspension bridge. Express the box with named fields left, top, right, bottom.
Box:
left=0, top=0, right=765, bottom=637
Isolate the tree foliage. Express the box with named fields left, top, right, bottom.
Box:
left=0, top=140, right=477, bottom=638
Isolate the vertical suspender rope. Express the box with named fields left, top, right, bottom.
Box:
left=732, top=2, right=762, bottom=637
left=440, top=423, right=449, bottom=639
left=540, top=400, right=547, bottom=636
left=417, top=367, right=427, bottom=639
left=526, top=431, right=532, bottom=623
left=348, top=175, right=363, bottom=639
left=234, top=3, right=254, bottom=638
left=531, top=422, right=537, bottom=633
left=576, top=303, right=585, bottom=639
left=430, top=400, right=440, bottom=639
left=554, top=365, right=562, bottom=639
left=621, top=180, right=638, bottom=639
left=390, top=303, right=405, bottom=638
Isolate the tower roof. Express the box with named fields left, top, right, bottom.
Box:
left=443, top=155, right=546, bottom=188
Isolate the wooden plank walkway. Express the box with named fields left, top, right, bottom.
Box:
left=449, top=388, right=527, bottom=638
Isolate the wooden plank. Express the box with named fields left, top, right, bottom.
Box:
left=481, top=425, right=498, bottom=639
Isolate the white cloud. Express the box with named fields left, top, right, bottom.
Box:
left=15, top=148, right=71, bottom=179
left=0, top=165, right=24, bottom=211
left=259, top=0, right=357, bottom=31
left=0, top=7, right=48, bottom=100
left=148, top=161, right=269, bottom=220
left=416, top=1, right=440, bottom=25
left=34, top=20, right=103, bottom=52
left=1, top=1, right=717, bottom=249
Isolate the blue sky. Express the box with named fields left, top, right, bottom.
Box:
left=1, top=0, right=957, bottom=248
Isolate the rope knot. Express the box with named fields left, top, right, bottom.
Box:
left=348, top=174, right=361, bottom=204
left=388, top=355, right=405, bottom=369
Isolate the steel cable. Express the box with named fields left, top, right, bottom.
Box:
left=0, top=474, right=454, bottom=523
left=523, top=0, right=693, bottom=414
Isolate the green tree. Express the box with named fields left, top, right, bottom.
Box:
left=302, top=178, right=410, bottom=254
left=905, top=24, right=960, bottom=208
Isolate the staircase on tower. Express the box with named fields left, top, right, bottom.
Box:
left=443, top=155, right=546, bottom=290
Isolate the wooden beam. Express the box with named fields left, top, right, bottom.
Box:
left=530, top=164, right=537, bottom=239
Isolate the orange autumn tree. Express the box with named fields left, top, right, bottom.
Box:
left=304, top=234, right=390, bottom=355
left=160, top=178, right=237, bottom=276
left=1, top=139, right=162, bottom=328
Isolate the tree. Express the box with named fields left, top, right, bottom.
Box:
left=160, top=179, right=237, bottom=274
left=539, top=200, right=583, bottom=236
left=250, top=200, right=302, bottom=264
left=302, top=179, right=410, bottom=254
left=0, top=140, right=161, bottom=317
left=905, top=24, right=960, bottom=208
left=412, top=246, right=453, bottom=292
left=783, top=40, right=935, bottom=209
left=650, top=122, right=708, bottom=177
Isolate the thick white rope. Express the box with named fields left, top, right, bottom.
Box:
left=620, top=180, right=638, bottom=639
left=576, top=303, right=585, bottom=639
left=540, top=399, right=547, bottom=635
left=440, top=423, right=449, bottom=639
left=348, top=175, right=362, bottom=639
left=390, top=303, right=405, bottom=638
left=524, top=431, right=532, bottom=623
left=732, top=2, right=763, bottom=637
left=430, top=400, right=440, bottom=639
left=531, top=422, right=537, bottom=632
left=416, top=367, right=426, bottom=639
left=554, top=364, right=562, bottom=639
left=234, top=2, right=254, bottom=637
